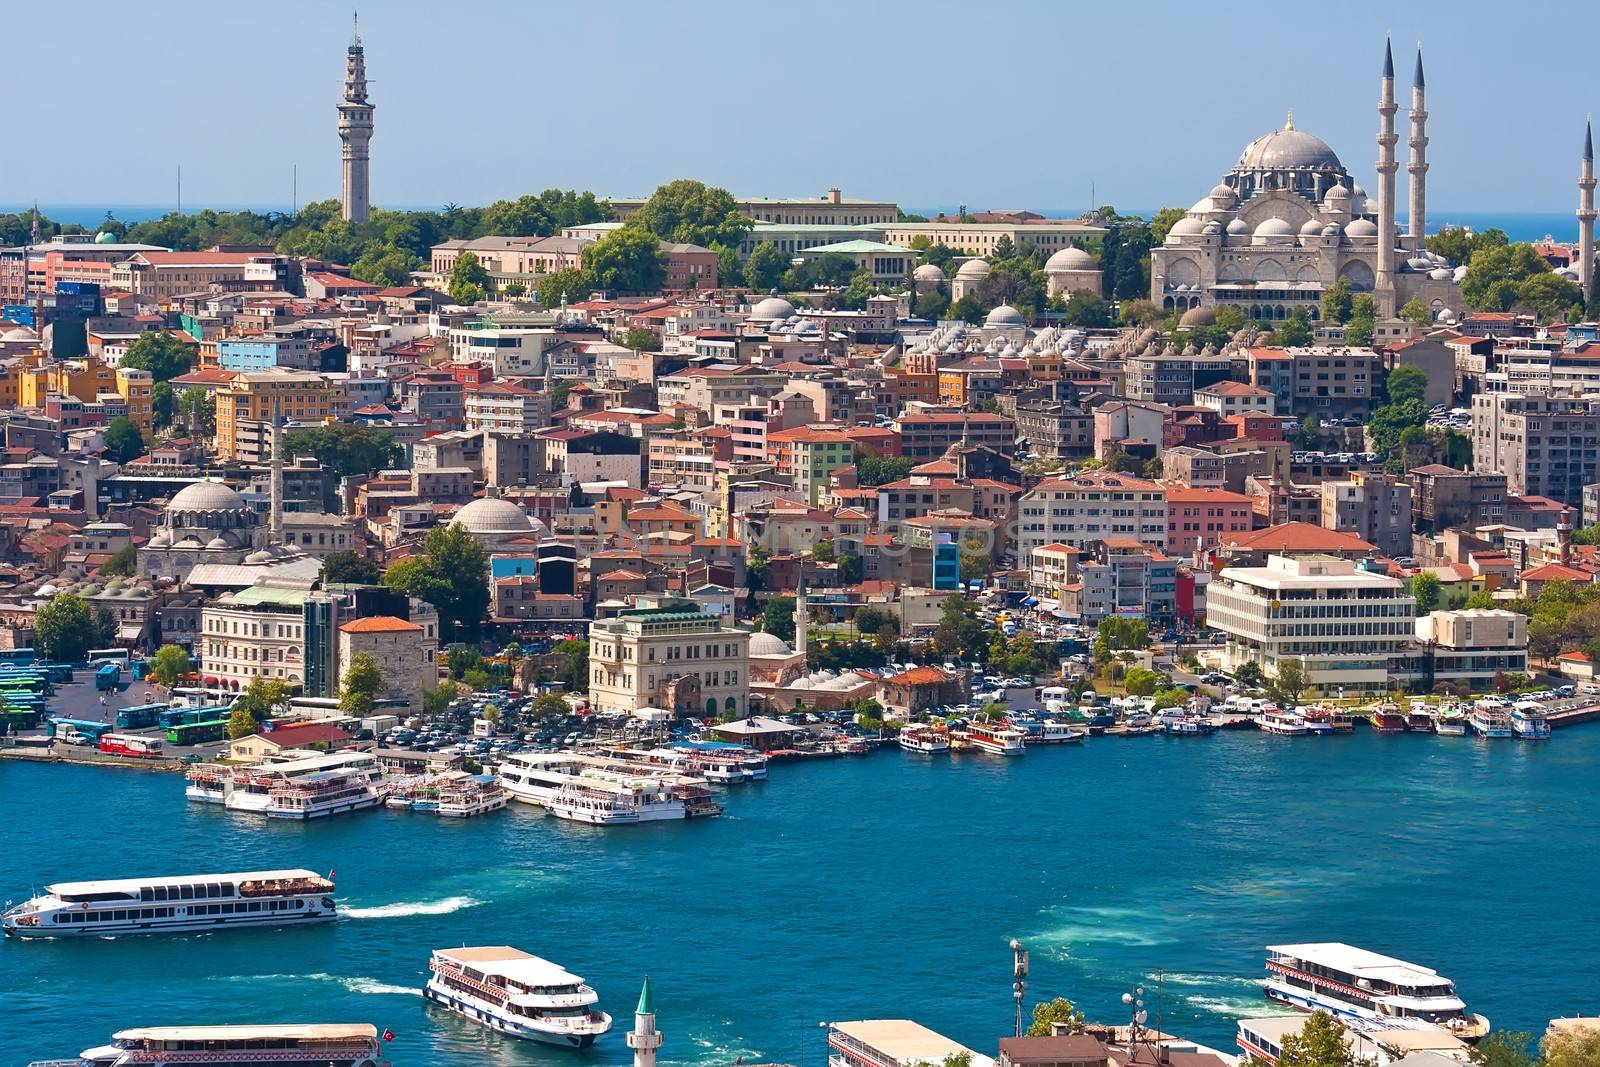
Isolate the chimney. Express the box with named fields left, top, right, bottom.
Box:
left=1559, top=506, right=1574, bottom=565
left=827, top=187, right=841, bottom=205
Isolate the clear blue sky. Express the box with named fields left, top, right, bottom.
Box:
left=8, top=0, right=1594, bottom=215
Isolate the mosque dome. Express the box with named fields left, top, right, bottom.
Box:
left=1208, top=183, right=1239, bottom=205
left=748, top=632, right=793, bottom=657
left=169, top=481, right=249, bottom=512
left=453, top=497, right=535, bottom=536
left=206, top=537, right=232, bottom=550
left=2, top=327, right=37, bottom=341
left=985, top=304, right=1025, bottom=327
left=94, top=231, right=118, bottom=244
left=1252, top=217, right=1295, bottom=244
left=1235, top=127, right=1343, bottom=171
left=1180, top=305, right=1217, bottom=328
left=1324, top=183, right=1352, bottom=203
left=955, top=259, right=991, bottom=280
left=1225, top=219, right=1250, bottom=236
left=1166, top=216, right=1206, bottom=239
left=749, top=296, right=796, bottom=320
left=1045, top=247, right=1096, bottom=271
left=1321, top=223, right=1342, bottom=237
left=1300, top=218, right=1326, bottom=237
left=1430, top=267, right=1453, bottom=280
left=1344, top=218, right=1378, bottom=238
left=913, top=263, right=946, bottom=282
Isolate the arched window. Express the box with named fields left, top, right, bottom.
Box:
left=705, top=697, right=718, bottom=717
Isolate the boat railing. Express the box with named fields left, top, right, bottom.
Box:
left=114, top=1048, right=381, bottom=1063
left=238, top=876, right=334, bottom=897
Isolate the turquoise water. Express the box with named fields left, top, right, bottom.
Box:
left=5, top=730, right=1597, bottom=1066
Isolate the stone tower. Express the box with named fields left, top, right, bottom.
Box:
left=1407, top=47, right=1428, bottom=251
left=337, top=15, right=374, bottom=223
left=627, top=976, right=663, bottom=1067
left=1375, top=37, right=1399, bottom=317
left=1580, top=118, right=1596, bottom=306
left=793, top=567, right=809, bottom=661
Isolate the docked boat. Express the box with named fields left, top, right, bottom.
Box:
left=196, top=752, right=387, bottom=818
left=424, top=946, right=612, bottom=1047
left=1299, top=707, right=1335, bottom=735
left=184, top=763, right=230, bottom=804
left=438, top=774, right=509, bottom=817
left=1406, top=705, right=1436, bottom=733
left=1468, top=702, right=1515, bottom=739
left=1369, top=704, right=1408, bottom=733
left=897, top=723, right=950, bottom=753
left=1039, top=719, right=1087, bottom=743
left=546, top=774, right=721, bottom=825
left=1263, top=942, right=1490, bottom=1040
left=959, top=721, right=1026, bottom=756
left=39, top=1024, right=389, bottom=1067
left=1509, top=702, right=1551, bottom=740
left=1434, top=707, right=1467, bottom=736
left=265, top=762, right=387, bottom=820
left=3, top=869, right=336, bottom=938
left=1160, top=710, right=1216, bottom=736
left=1255, top=707, right=1309, bottom=735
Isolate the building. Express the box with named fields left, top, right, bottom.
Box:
left=998, top=1036, right=1109, bottom=1067
left=894, top=412, right=1014, bottom=461
left=826, top=1020, right=990, bottom=1067
left=338, top=18, right=374, bottom=222
left=214, top=370, right=335, bottom=462
left=1195, top=380, right=1277, bottom=418
left=1150, top=43, right=1461, bottom=320
left=795, top=240, right=914, bottom=285
left=586, top=599, right=751, bottom=718
left=1062, top=538, right=1178, bottom=626
left=1208, top=554, right=1417, bottom=695
left=1419, top=608, right=1528, bottom=690
left=338, top=615, right=438, bottom=708
left=1164, top=485, right=1254, bottom=553
left=1126, top=349, right=1234, bottom=407
left=1320, top=472, right=1413, bottom=558
left=1409, top=464, right=1506, bottom=533
left=766, top=425, right=856, bottom=504
left=1471, top=392, right=1600, bottom=506
left=447, top=320, right=554, bottom=375
left=610, top=187, right=899, bottom=227
left=1016, top=471, right=1167, bottom=556
left=1246, top=346, right=1384, bottom=419
left=1013, top=400, right=1093, bottom=460
left=200, top=585, right=336, bottom=691
left=881, top=218, right=1105, bottom=256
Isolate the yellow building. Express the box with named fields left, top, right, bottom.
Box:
left=215, top=370, right=334, bottom=461
left=115, top=368, right=154, bottom=435
left=15, top=358, right=154, bottom=435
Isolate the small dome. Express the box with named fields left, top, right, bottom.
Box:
left=1, top=327, right=36, bottom=342
left=206, top=537, right=231, bottom=550
left=1324, top=183, right=1352, bottom=203
left=1300, top=218, right=1325, bottom=236
left=749, top=632, right=793, bottom=657
left=245, top=549, right=274, bottom=565
left=985, top=304, right=1025, bottom=327
left=913, top=263, right=946, bottom=281
left=750, top=296, right=796, bottom=320
left=1225, top=219, right=1250, bottom=236
left=1406, top=256, right=1433, bottom=272
left=1429, top=268, right=1452, bottom=280
left=1202, top=221, right=1222, bottom=236
left=1252, top=217, right=1295, bottom=244
left=169, top=480, right=249, bottom=513
left=1321, top=223, right=1342, bottom=237
left=94, top=231, right=118, bottom=244
left=1452, top=265, right=1468, bottom=283
left=1180, top=305, right=1217, bottom=328
left=1208, top=183, right=1238, bottom=205
left=955, top=259, right=991, bottom=280
left=1045, top=247, right=1096, bottom=272
left=1344, top=218, right=1378, bottom=239
left=453, top=497, right=536, bottom=536
left=1166, top=216, right=1206, bottom=239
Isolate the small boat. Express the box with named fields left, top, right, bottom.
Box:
left=1509, top=703, right=1551, bottom=740
left=385, top=796, right=414, bottom=810
left=1368, top=704, right=1407, bottom=733
left=1255, top=706, right=1309, bottom=735
left=1434, top=708, right=1467, bottom=736
left=897, top=723, right=950, bottom=754
left=1468, top=702, right=1514, bottom=738
left=1039, top=719, right=1087, bottom=744
left=1160, top=710, right=1216, bottom=736
left=960, top=721, right=1026, bottom=756
left=1300, top=707, right=1335, bottom=735
left=1406, top=706, right=1435, bottom=733
left=425, top=946, right=612, bottom=1047
left=410, top=798, right=441, bottom=813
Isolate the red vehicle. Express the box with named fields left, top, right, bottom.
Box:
left=99, top=733, right=164, bottom=758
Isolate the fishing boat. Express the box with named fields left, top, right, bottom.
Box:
left=1255, top=706, right=1309, bottom=735
left=3, top=869, right=336, bottom=938
left=37, top=1024, right=390, bottom=1066
left=1263, top=943, right=1490, bottom=1040
left=424, top=946, right=612, bottom=1047
left=1468, top=702, right=1514, bottom=738
left=959, top=721, right=1026, bottom=756
left=1509, top=702, right=1551, bottom=740
left=1368, top=704, right=1407, bottom=733
left=897, top=723, right=950, bottom=753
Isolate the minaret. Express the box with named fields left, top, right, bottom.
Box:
left=1580, top=118, right=1596, bottom=307
left=1407, top=46, right=1428, bottom=251
left=337, top=14, right=374, bottom=223
left=1375, top=37, right=1399, bottom=317
left=793, top=568, right=809, bottom=659
left=269, top=401, right=284, bottom=545
left=627, top=976, right=663, bottom=1067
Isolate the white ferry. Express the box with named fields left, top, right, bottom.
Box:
left=497, top=752, right=590, bottom=806
left=897, top=723, right=950, bottom=753
left=960, top=721, right=1026, bottom=755
left=1040, top=719, right=1087, bottom=743
left=545, top=775, right=721, bottom=824
left=3, top=869, right=336, bottom=938
left=1468, top=702, right=1515, bottom=739
left=438, top=774, right=509, bottom=818
left=37, top=1024, right=388, bottom=1067
left=195, top=752, right=387, bottom=817
left=424, top=946, right=612, bottom=1047
left=1255, top=707, right=1309, bottom=735
left=1264, top=942, right=1491, bottom=1039
left=1509, top=702, right=1552, bottom=740
left=1434, top=706, right=1468, bottom=736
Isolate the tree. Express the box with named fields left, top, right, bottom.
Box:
left=283, top=424, right=396, bottom=477
left=812, top=540, right=836, bottom=563
left=630, top=179, right=752, bottom=249
left=382, top=524, right=491, bottom=640
left=1025, top=997, right=1083, bottom=1037
left=762, top=596, right=797, bottom=644
left=744, top=242, right=788, bottom=291
left=1399, top=297, right=1433, bottom=329
left=350, top=243, right=420, bottom=286
left=1410, top=571, right=1441, bottom=615
left=120, top=331, right=195, bottom=382
left=100, top=544, right=137, bottom=577
left=1152, top=686, right=1191, bottom=710
left=1123, top=666, right=1161, bottom=696
left=229, top=677, right=291, bottom=738
left=1277, top=1012, right=1360, bottom=1067
left=1469, top=1031, right=1535, bottom=1067
left=320, top=550, right=382, bottom=586
left=1061, top=289, right=1112, bottom=327
left=449, top=251, right=491, bottom=304
left=1095, top=617, right=1149, bottom=654
left=933, top=596, right=987, bottom=660
left=102, top=417, right=144, bottom=462
left=1148, top=206, right=1187, bottom=246
left=1233, top=661, right=1265, bottom=690
left=1514, top=271, right=1584, bottom=322
left=35, top=593, right=113, bottom=663
left=1276, top=307, right=1314, bottom=346
left=840, top=270, right=877, bottom=311
left=151, top=381, right=176, bottom=430
left=1272, top=659, right=1309, bottom=703
left=583, top=226, right=667, bottom=293
left=226, top=704, right=260, bottom=740
left=1427, top=225, right=1507, bottom=266
left=1119, top=298, right=1162, bottom=325
left=339, top=651, right=383, bottom=716
left=419, top=685, right=455, bottom=717
left=537, top=267, right=594, bottom=307
left=1386, top=364, right=1429, bottom=407
left=620, top=327, right=662, bottom=352
left=1460, top=243, right=1553, bottom=312
left=1538, top=1027, right=1600, bottom=1067
left=177, top=387, right=215, bottom=435
left=857, top=453, right=914, bottom=486
left=552, top=639, right=589, bottom=692
left=530, top=692, right=571, bottom=720
left=1465, top=589, right=1497, bottom=610
left=1321, top=277, right=1354, bottom=324
left=148, top=644, right=191, bottom=687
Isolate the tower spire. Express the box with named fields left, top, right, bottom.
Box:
left=1407, top=44, right=1429, bottom=250
left=269, top=400, right=284, bottom=545
left=627, top=976, right=663, bottom=1067
left=1375, top=36, right=1399, bottom=317
left=1579, top=116, right=1596, bottom=307
left=338, top=16, right=374, bottom=222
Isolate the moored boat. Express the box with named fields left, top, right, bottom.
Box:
left=1468, top=701, right=1515, bottom=738
left=437, top=774, right=509, bottom=817
left=1255, top=706, right=1309, bottom=735
left=1406, top=705, right=1435, bottom=733
left=1509, top=702, right=1551, bottom=740
left=897, top=723, right=950, bottom=753
left=1434, top=707, right=1467, bottom=736
left=1160, top=710, right=1216, bottom=736
left=1368, top=703, right=1407, bottom=733
left=959, top=721, right=1026, bottom=755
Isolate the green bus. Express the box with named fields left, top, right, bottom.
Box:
left=165, top=719, right=229, bottom=745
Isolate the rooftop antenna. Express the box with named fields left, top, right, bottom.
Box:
left=351, top=8, right=362, bottom=47
left=1011, top=939, right=1029, bottom=1038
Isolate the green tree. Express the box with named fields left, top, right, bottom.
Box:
left=1515, top=271, right=1585, bottom=322
left=1152, top=686, right=1191, bottom=710
left=226, top=704, right=260, bottom=740
left=148, top=644, right=191, bottom=686
left=282, top=424, right=396, bottom=477
left=102, top=417, right=144, bottom=463
left=1399, top=297, right=1433, bottom=329
left=1469, top=1031, right=1535, bottom=1067
left=120, top=331, right=195, bottom=382
left=445, top=645, right=483, bottom=679
left=1277, top=1012, right=1360, bottom=1067
left=177, top=387, right=215, bottom=435
left=1368, top=398, right=1428, bottom=454
left=36, top=594, right=113, bottom=663
left=1410, top=571, right=1442, bottom=615
left=551, top=638, right=589, bottom=692
left=382, top=523, right=491, bottom=639
left=1095, top=617, right=1149, bottom=654
left=230, top=677, right=291, bottom=736
left=1272, top=659, right=1309, bottom=703
left=1119, top=298, right=1162, bottom=325
left=1321, top=277, right=1354, bottom=323
left=583, top=226, right=667, bottom=293
left=857, top=453, right=914, bottom=486
left=1148, top=206, right=1186, bottom=246
left=1276, top=307, right=1314, bottom=346
left=530, top=691, right=571, bottom=720
left=620, top=326, right=662, bottom=352
left=1460, top=243, right=1553, bottom=311
left=449, top=251, right=491, bottom=304
left=932, top=595, right=988, bottom=660
left=811, top=540, right=836, bottom=563
left=744, top=242, right=788, bottom=291
left=319, top=550, right=381, bottom=585
left=1061, top=290, right=1112, bottom=327
left=913, top=287, right=951, bottom=320
left=339, top=651, right=383, bottom=716
left=100, top=544, right=137, bottom=577
left=762, top=596, right=797, bottom=644
left=1465, top=589, right=1497, bottom=610
left=1025, top=996, right=1084, bottom=1036
left=151, top=381, right=176, bottom=430
left=420, top=684, right=455, bottom=717
left=630, top=179, right=752, bottom=249
left=1233, top=661, right=1265, bottom=689
left=1538, top=1028, right=1600, bottom=1067
left=840, top=270, right=877, bottom=310
left=1123, top=666, right=1161, bottom=696
left=537, top=267, right=594, bottom=307
left=350, top=243, right=420, bottom=286
left=1427, top=225, right=1507, bottom=265
left=1386, top=364, right=1429, bottom=407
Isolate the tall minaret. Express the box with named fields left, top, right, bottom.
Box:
left=1407, top=46, right=1429, bottom=251
left=1375, top=37, right=1399, bottom=317
left=793, top=568, right=809, bottom=659
left=1580, top=118, right=1596, bottom=307
left=337, top=14, right=374, bottom=223
left=627, top=976, right=663, bottom=1067
left=269, top=401, right=284, bottom=545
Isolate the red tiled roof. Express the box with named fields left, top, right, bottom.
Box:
left=1223, top=522, right=1375, bottom=553
left=339, top=615, right=422, bottom=634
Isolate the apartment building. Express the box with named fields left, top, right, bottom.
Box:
left=1194, top=380, right=1277, bottom=418
left=1320, top=472, right=1414, bottom=559
left=214, top=370, right=335, bottom=462
left=1471, top=393, right=1600, bottom=506
left=1247, top=346, right=1382, bottom=418
left=895, top=412, right=1015, bottom=461
left=586, top=599, right=751, bottom=718
left=464, top=382, right=550, bottom=435
left=1016, top=470, right=1168, bottom=556
left=1421, top=608, right=1529, bottom=689
left=1061, top=538, right=1178, bottom=626
left=446, top=321, right=555, bottom=375
left=766, top=425, right=856, bottom=505
left=1408, top=464, right=1507, bottom=533
left=1163, top=485, right=1254, bottom=554
left=1013, top=401, right=1093, bottom=460
left=1125, top=351, right=1234, bottom=407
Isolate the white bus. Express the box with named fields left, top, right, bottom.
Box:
left=87, top=648, right=131, bottom=667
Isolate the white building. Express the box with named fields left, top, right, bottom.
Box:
left=1418, top=608, right=1529, bottom=689
left=446, top=321, right=554, bottom=375
left=1015, top=470, right=1168, bottom=556
left=587, top=599, right=751, bottom=719
left=1208, top=554, right=1417, bottom=695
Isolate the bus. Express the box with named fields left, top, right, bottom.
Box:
left=165, top=719, right=228, bottom=745
left=0, top=648, right=36, bottom=666
left=116, top=704, right=169, bottom=730
left=158, top=704, right=233, bottom=728
left=86, top=648, right=131, bottom=667
left=100, top=733, right=165, bottom=759
left=96, top=663, right=123, bottom=691
left=170, top=685, right=239, bottom=708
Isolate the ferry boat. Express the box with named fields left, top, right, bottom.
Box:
left=3, top=869, right=336, bottom=938
left=1434, top=707, right=1467, bottom=736
left=1406, top=705, right=1436, bottom=733
left=201, top=752, right=387, bottom=817
left=1160, top=710, right=1216, bottom=736
left=1299, top=707, right=1334, bottom=735
left=438, top=774, right=509, bottom=817
left=1263, top=942, right=1491, bottom=1040
left=39, top=1024, right=388, bottom=1067
left=1509, top=702, right=1552, bottom=740
left=184, top=763, right=230, bottom=804
left=1255, top=707, right=1309, bottom=735
left=960, top=721, right=1026, bottom=756
left=264, top=762, right=387, bottom=820
left=424, top=946, right=612, bottom=1047
left=897, top=723, right=950, bottom=753
left=497, top=752, right=599, bottom=806
left=1369, top=704, right=1408, bottom=733
left=1468, top=703, right=1515, bottom=739
left=544, top=774, right=720, bottom=824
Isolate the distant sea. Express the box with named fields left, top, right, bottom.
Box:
left=1, top=204, right=1586, bottom=246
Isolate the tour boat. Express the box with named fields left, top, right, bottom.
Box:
left=1263, top=943, right=1490, bottom=1040
left=3, top=869, right=336, bottom=938
left=424, top=946, right=612, bottom=1047
left=184, top=763, right=230, bottom=804
left=1255, top=707, right=1309, bottom=735
left=1406, top=706, right=1436, bottom=733
left=1299, top=707, right=1335, bottom=735
left=1368, top=704, right=1408, bottom=733
left=1468, top=703, right=1515, bottom=739
left=1434, top=707, right=1467, bottom=736
left=1160, top=710, right=1216, bottom=736
left=544, top=774, right=721, bottom=825
left=46, top=1024, right=389, bottom=1067
left=1040, top=719, right=1087, bottom=743
left=498, top=752, right=611, bottom=806
left=959, top=721, right=1026, bottom=756
left=264, top=762, right=387, bottom=820
left=897, top=723, right=950, bottom=753
left=437, top=775, right=509, bottom=817
left=1509, top=703, right=1551, bottom=740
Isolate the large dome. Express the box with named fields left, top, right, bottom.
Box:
left=749, top=296, right=796, bottom=321
left=913, top=263, right=946, bottom=281
left=1235, top=127, right=1343, bottom=171
left=453, top=497, right=535, bottom=536
left=955, top=258, right=991, bottom=280
left=169, top=481, right=248, bottom=512
left=1045, top=247, right=1096, bottom=271
left=748, top=632, right=793, bottom=657
left=985, top=304, right=1025, bottom=327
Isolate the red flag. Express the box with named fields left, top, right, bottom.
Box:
left=328, top=869, right=336, bottom=880
left=383, top=1029, right=395, bottom=1042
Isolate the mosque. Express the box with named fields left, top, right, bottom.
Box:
left=1151, top=42, right=1463, bottom=322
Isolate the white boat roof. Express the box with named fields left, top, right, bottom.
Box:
left=1268, top=942, right=1451, bottom=984
left=435, top=946, right=583, bottom=985
left=830, top=1020, right=990, bottom=1067
left=47, top=869, right=321, bottom=896
left=254, top=751, right=374, bottom=775
left=113, top=1024, right=376, bottom=1041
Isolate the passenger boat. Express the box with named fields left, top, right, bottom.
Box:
left=1368, top=704, right=1407, bottom=733
left=1406, top=706, right=1436, bottom=733
left=1040, top=719, right=1087, bottom=743
left=1160, top=710, right=1216, bottom=736
left=1255, top=707, right=1309, bottom=735
left=184, top=763, right=230, bottom=804
left=1434, top=707, right=1467, bottom=736
left=1263, top=942, right=1491, bottom=1040
left=38, top=1024, right=389, bottom=1067
left=202, top=752, right=386, bottom=817
left=424, top=946, right=612, bottom=1047
left=3, top=869, right=336, bottom=938
left=959, top=721, right=1026, bottom=756
left=897, top=723, right=950, bottom=753
left=1509, top=703, right=1551, bottom=740
left=1468, top=702, right=1515, bottom=738
left=437, top=775, right=508, bottom=817
left=544, top=774, right=720, bottom=824
left=1299, top=707, right=1335, bottom=735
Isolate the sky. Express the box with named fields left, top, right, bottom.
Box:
left=5, top=0, right=1597, bottom=216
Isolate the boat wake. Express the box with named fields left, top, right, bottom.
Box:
left=340, top=895, right=482, bottom=919
left=1187, top=994, right=1298, bottom=1017
left=1149, top=972, right=1262, bottom=989
left=1028, top=905, right=1176, bottom=955
left=217, top=973, right=420, bottom=996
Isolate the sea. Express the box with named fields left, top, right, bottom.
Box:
left=0, top=205, right=1583, bottom=245
left=4, top=729, right=1597, bottom=1066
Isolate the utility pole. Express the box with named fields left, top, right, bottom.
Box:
left=1011, top=939, right=1029, bottom=1038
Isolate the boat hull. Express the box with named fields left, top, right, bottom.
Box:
left=423, top=982, right=605, bottom=1047
left=4, top=909, right=335, bottom=939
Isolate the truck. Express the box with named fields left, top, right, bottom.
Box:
left=95, top=662, right=122, bottom=692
